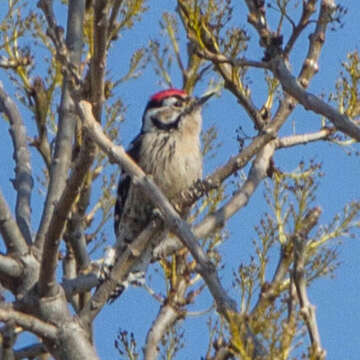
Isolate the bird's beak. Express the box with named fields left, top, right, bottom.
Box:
left=194, top=91, right=216, bottom=107
left=181, top=91, right=215, bottom=119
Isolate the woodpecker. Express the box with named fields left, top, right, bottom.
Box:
left=107, top=88, right=212, bottom=302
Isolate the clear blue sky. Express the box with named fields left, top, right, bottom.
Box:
left=0, top=1, right=359, bottom=359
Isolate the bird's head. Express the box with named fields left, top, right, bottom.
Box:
left=141, top=88, right=213, bottom=134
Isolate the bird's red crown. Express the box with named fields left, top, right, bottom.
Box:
left=150, top=88, right=187, bottom=102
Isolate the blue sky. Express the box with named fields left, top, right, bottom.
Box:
left=0, top=1, right=360, bottom=359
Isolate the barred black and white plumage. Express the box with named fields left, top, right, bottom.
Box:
left=108, top=89, right=212, bottom=303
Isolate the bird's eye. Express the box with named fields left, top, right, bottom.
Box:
left=173, top=100, right=183, bottom=107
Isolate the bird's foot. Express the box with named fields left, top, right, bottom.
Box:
left=96, top=246, right=117, bottom=282
left=151, top=207, right=163, bottom=220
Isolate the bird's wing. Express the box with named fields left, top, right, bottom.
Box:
left=114, top=134, right=143, bottom=236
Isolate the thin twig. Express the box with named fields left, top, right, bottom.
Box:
left=14, top=343, right=47, bottom=360
left=284, top=0, right=317, bottom=56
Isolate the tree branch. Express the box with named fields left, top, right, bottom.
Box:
left=91, top=0, right=109, bottom=121
left=0, top=191, right=28, bottom=254
left=284, top=0, right=317, bottom=56
left=0, top=307, right=57, bottom=340
left=195, top=142, right=275, bottom=240
left=14, top=343, right=47, bottom=360
left=79, top=220, right=163, bottom=325
left=276, top=128, right=334, bottom=148
left=144, top=264, right=188, bottom=360
left=0, top=81, right=33, bottom=245
left=62, top=273, right=99, bottom=299
left=271, top=56, right=360, bottom=141
left=0, top=254, right=23, bottom=279
left=297, top=0, right=334, bottom=88
left=269, top=1, right=360, bottom=140
left=293, top=207, right=326, bottom=359
left=39, top=138, right=96, bottom=297
left=144, top=304, right=179, bottom=360
left=36, top=0, right=86, bottom=251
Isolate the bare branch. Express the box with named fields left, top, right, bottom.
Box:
left=284, top=0, right=317, bottom=56
left=271, top=57, right=360, bottom=141
left=0, top=307, right=57, bottom=340
left=108, top=0, right=124, bottom=41
left=195, top=142, right=275, bottom=239
left=91, top=0, right=109, bottom=120
left=266, top=1, right=360, bottom=141
left=0, top=254, right=23, bottom=278
left=0, top=81, right=33, bottom=245
left=14, top=343, right=47, bottom=360
left=293, top=207, right=326, bottom=359
left=276, top=128, right=334, bottom=148
left=0, top=191, right=28, bottom=254
left=62, top=273, right=99, bottom=299
left=297, top=0, right=335, bottom=88
left=39, top=138, right=96, bottom=297
left=37, top=0, right=83, bottom=85
left=144, top=299, right=182, bottom=360
left=65, top=214, right=91, bottom=271
left=195, top=48, right=268, bottom=70
left=80, top=221, right=162, bottom=325
left=36, top=0, right=86, bottom=251
left=144, top=267, right=188, bottom=360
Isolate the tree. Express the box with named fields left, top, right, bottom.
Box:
left=0, top=0, right=359, bottom=359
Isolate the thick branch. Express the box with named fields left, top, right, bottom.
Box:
left=297, top=0, right=334, bottom=88
left=271, top=57, right=360, bottom=141
left=0, top=81, right=33, bottom=245
left=36, top=0, right=86, bottom=251
left=276, top=128, right=334, bottom=148
left=79, top=221, right=162, bottom=324
left=0, top=191, right=28, bottom=254
left=39, top=138, right=96, bottom=297
left=91, top=0, right=109, bottom=120
left=144, top=304, right=179, bottom=360
left=293, top=207, right=326, bottom=359
left=0, top=307, right=57, bottom=340
left=0, top=254, right=23, bottom=278
left=144, top=272, right=188, bottom=360
left=62, top=273, right=99, bottom=299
